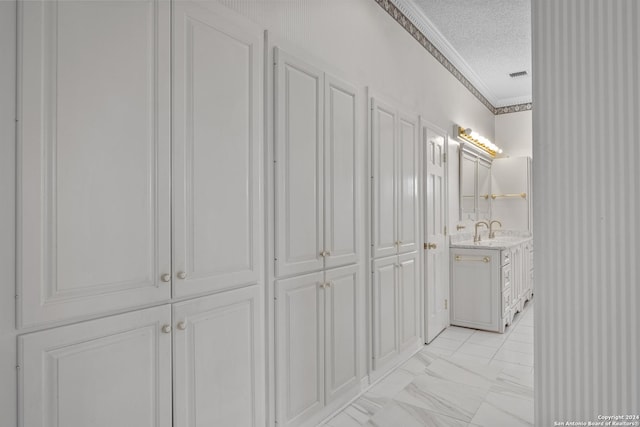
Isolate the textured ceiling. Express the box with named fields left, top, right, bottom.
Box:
left=397, top=0, right=531, bottom=107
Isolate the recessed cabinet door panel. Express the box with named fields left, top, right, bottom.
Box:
left=17, top=0, right=171, bottom=326
left=275, top=272, right=325, bottom=427
left=372, top=256, right=398, bottom=370
left=398, top=115, right=418, bottom=254
left=451, top=249, right=499, bottom=331
left=275, top=49, right=324, bottom=278
left=173, top=285, right=265, bottom=427
left=19, top=305, right=172, bottom=427
left=173, top=3, right=263, bottom=297
left=324, top=75, right=359, bottom=269
left=398, top=252, right=420, bottom=350
left=324, top=265, right=359, bottom=404
left=371, top=99, right=397, bottom=259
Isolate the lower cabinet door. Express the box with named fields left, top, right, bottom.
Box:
left=172, top=285, right=265, bottom=427
left=372, top=256, right=399, bottom=370
left=398, top=252, right=421, bottom=350
left=19, top=305, right=172, bottom=427
left=275, top=272, right=325, bottom=427
left=324, top=265, right=359, bottom=404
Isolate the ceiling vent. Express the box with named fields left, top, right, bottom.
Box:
left=509, top=70, right=528, bottom=78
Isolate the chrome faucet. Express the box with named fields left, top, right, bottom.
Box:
left=489, top=220, right=502, bottom=239
left=474, top=221, right=489, bottom=243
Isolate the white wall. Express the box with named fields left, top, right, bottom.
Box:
left=218, top=0, right=495, bottom=137
left=0, top=1, right=16, bottom=424
left=495, top=110, right=533, bottom=158
left=533, top=0, right=639, bottom=423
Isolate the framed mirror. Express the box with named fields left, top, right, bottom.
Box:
left=459, top=143, right=492, bottom=221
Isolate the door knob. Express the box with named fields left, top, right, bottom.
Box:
left=427, top=243, right=437, bottom=249
left=160, top=273, right=171, bottom=283
left=177, top=321, right=187, bottom=330
left=177, top=271, right=187, bottom=280
left=161, top=325, right=171, bottom=334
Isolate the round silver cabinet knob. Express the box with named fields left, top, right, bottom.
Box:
left=161, top=273, right=171, bottom=283
left=161, top=324, right=171, bottom=334
left=177, top=321, right=187, bottom=330
left=177, top=271, right=187, bottom=280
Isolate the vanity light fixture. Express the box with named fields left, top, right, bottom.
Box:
left=457, top=126, right=503, bottom=157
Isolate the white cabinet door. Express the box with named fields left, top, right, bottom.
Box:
left=275, top=49, right=324, bottom=278
left=398, top=252, right=421, bottom=350
left=276, top=272, right=325, bottom=426
left=324, top=74, right=359, bottom=269
left=372, top=256, right=398, bottom=370
left=19, top=305, right=172, bottom=427
left=451, top=249, right=500, bottom=331
left=172, top=2, right=263, bottom=298
left=371, top=99, right=398, bottom=259
left=397, top=114, right=419, bottom=254
left=17, top=0, right=171, bottom=327
left=173, top=285, right=265, bottom=427
left=324, top=265, right=359, bottom=404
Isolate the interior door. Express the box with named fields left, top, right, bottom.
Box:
left=275, top=49, right=324, bottom=278
left=371, top=98, right=398, bottom=259
left=371, top=256, right=398, bottom=370
left=172, top=285, right=265, bottom=427
left=17, top=0, right=171, bottom=327
left=424, top=126, right=449, bottom=343
left=397, top=114, right=419, bottom=254
left=172, top=2, right=263, bottom=298
left=275, top=272, right=325, bottom=426
left=323, top=74, right=359, bottom=269
left=324, top=265, right=359, bottom=404
left=19, top=305, right=172, bottom=427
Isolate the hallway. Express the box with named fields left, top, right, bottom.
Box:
left=324, top=301, right=534, bottom=427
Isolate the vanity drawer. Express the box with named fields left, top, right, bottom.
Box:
left=501, top=250, right=511, bottom=266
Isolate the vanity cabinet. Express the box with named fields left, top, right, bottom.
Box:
left=451, top=238, right=532, bottom=333
left=274, top=49, right=359, bottom=278
left=275, top=265, right=360, bottom=427
left=370, top=99, right=419, bottom=258
left=372, top=252, right=420, bottom=370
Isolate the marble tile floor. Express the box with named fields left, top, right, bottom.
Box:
left=322, top=300, right=534, bottom=427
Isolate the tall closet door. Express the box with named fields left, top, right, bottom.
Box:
left=324, top=75, right=359, bottom=269
left=397, top=114, right=419, bottom=254
left=275, top=49, right=324, bottom=278
left=19, top=305, right=172, bottom=427
left=398, top=252, right=421, bottom=350
left=324, top=265, right=359, bottom=404
left=173, top=285, right=265, bottom=427
left=17, top=0, right=171, bottom=327
left=371, top=99, right=398, bottom=259
left=372, top=256, right=399, bottom=369
left=275, top=272, right=325, bottom=427
left=172, top=2, right=263, bottom=298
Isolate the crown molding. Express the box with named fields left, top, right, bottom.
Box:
left=375, top=0, right=533, bottom=115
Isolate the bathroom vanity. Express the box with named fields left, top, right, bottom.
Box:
left=450, top=235, right=533, bottom=333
